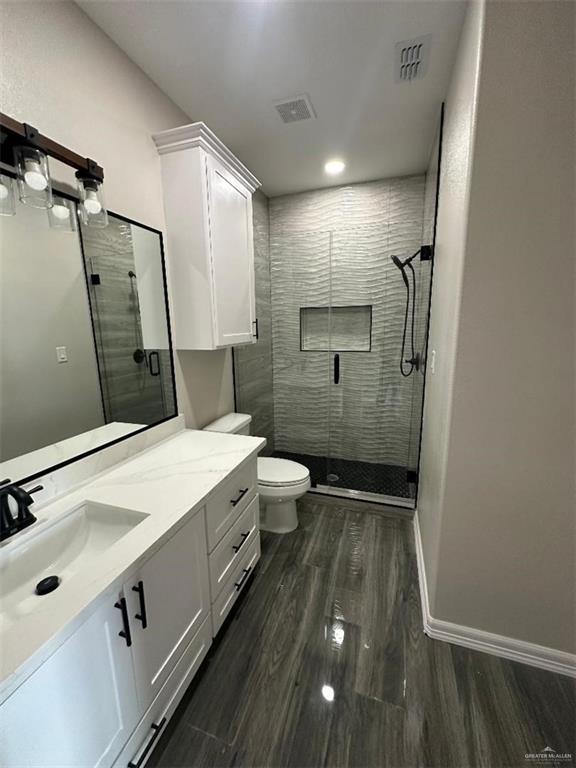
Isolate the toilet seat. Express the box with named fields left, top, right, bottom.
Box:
left=257, top=457, right=310, bottom=487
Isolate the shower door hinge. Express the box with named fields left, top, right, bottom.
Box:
left=252, top=318, right=259, bottom=339
left=420, top=245, right=433, bottom=261
left=406, top=469, right=419, bottom=485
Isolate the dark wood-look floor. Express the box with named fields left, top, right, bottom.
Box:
left=149, top=495, right=576, bottom=768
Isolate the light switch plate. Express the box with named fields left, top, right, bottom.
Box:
left=56, top=346, right=68, bottom=363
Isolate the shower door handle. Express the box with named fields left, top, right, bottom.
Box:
left=334, top=354, right=340, bottom=384
left=148, top=351, right=160, bottom=377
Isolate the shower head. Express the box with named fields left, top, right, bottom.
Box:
left=128, top=270, right=137, bottom=278
left=391, top=254, right=409, bottom=288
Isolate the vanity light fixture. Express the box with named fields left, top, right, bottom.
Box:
left=76, top=170, right=108, bottom=228
left=324, top=158, right=346, bottom=176
left=0, top=173, right=16, bottom=216
left=0, top=112, right=107, bottom=227
left=47, top=194, right=77, bottom=232
left=15, top=145, right=52, bottom=209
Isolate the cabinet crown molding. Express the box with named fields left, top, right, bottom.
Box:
left=153, top=122, right=261, bottom=193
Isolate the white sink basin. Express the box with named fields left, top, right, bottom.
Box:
left=0, top=502, right=148, bottom=629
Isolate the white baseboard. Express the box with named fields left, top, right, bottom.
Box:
left=413, top=512, right=576, bottom=679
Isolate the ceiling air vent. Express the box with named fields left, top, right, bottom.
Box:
left=274, top=94, right=316, bottom=123
left=395, top=34, right=431, bottom=82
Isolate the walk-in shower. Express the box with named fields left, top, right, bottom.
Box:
left=234, top=109, right=443, bottom=507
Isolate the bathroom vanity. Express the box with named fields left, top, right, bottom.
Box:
left=0, top=428, right=265, bottom=768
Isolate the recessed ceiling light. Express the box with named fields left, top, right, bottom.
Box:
left=324, top=159, right=345, bottom=176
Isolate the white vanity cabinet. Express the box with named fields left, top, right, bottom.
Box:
left=124, top=509, right=209, bottom=709
left=153, top=122, right=261, bottom=350
left=0, top=593, right=140, bottom=768
left=0, top=448, right=263, bottom=768
left=0, top=508, right=210, bottom=768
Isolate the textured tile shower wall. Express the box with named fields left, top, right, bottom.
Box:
left=234, top=191, right=275, bottom=454
left=269, top=176, right=426, bottom=467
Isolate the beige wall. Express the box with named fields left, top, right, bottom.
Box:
left=419, top=0, right=575, bottom=654
left=0, top=0, right=234, bottom=431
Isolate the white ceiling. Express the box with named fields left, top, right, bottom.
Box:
left=78, top=0, right=467, bottom=196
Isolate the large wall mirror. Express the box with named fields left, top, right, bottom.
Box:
left=0, top=184, right=177, bottom=484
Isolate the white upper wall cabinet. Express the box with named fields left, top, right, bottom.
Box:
left=153, top=123, right=261, bottom=350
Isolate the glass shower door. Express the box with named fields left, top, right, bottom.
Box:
left=269, top=230, right=332, bottom=487
left=325, top=223, right=416, bottom=502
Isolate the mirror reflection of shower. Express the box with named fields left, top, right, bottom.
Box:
left=128, top=269, right=146, bottom=366
left=390, top=246, right=428, bottom=377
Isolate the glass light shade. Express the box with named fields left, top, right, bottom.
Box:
left=15, top=146, right=53, bottom=208
left=47, top=195, right=77, bottom=232
left=0, top=174, right=16, bottom=216
left=77, top=176, right=108, bottom=228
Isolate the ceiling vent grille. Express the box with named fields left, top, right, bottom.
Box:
left=395, top=35, right=431, bottom=82
left=274, top=94, right=316, bottom=123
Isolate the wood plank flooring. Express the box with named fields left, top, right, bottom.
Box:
left=149, top=495, right=575, bottom=768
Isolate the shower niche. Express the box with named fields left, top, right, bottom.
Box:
left=300, top=306, right=372, bottom=352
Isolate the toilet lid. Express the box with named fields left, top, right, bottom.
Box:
left=258, top=458, right=310, bottom=487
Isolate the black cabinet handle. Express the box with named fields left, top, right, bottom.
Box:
left=234, top=566, right=252, bottom=591
left=132, top=580, right=148, bottom=629
left=230, top=488, right=249, bottom=507
left=114, top=597, right=132, bottom=647
left=334, top=353, right=340, bottom=384
left=127, top=717, right=167, bottom=768
left=149, top=351, right=160, bottom=377
left=232, top=532, right=250, bottom=553
left=252, top=318, right=259, bottom=339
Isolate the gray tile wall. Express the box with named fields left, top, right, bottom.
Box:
left=233, top=190, right=275, bottom=454
left=269, top=176, right=427, bottom=467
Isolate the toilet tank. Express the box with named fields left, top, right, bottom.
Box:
left=203, top=412, right=252, bottom=435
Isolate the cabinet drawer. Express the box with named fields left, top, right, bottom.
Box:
left=206, top=459, right=257, bottom=551
left=209, top=494, right=259, bottom=601
left=113, top=616, right=212, bottom=768
left=211, top=535, right=260, bottom=637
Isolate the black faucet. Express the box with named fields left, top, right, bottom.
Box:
left=0, top=479, right=43, bottom=542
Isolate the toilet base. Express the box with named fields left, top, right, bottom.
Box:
left=259, top=499, right=298, bottom=534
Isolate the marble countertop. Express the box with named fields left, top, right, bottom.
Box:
left=0, top=428, right=265, bottom=702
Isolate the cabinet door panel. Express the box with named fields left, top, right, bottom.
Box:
left=206, top=156, right=256, bottom=347
left=0, top=595, right=139, bottom=768
left=126, top=511, right=210, bottom=710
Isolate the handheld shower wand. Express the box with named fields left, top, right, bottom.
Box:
left=390, top=248, right=423, bottom=377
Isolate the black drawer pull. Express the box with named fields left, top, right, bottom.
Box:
left=232, top=532, right=250, bottom=553
left=230, top=488, right=249, bottom=507
left=114, top=597, right=132, bottom=647
left=128, top=717, right=167, bottom=768
left=132, top=580, right=148, bottom=629
left=234, top=566, right=252, bottom=591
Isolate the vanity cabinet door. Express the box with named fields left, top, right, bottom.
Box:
left=125, top=509, right=210, bottom=711
left=206, top=154, right=256, bottom=348
left=0, top=592, right=139, bottom=768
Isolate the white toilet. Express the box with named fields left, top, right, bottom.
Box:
left=203, top=413, right=310, bottom=533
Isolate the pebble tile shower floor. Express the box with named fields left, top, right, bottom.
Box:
left=273, top=451, right=413, bottom=499
left=149, top=495, right=575, bottom=768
